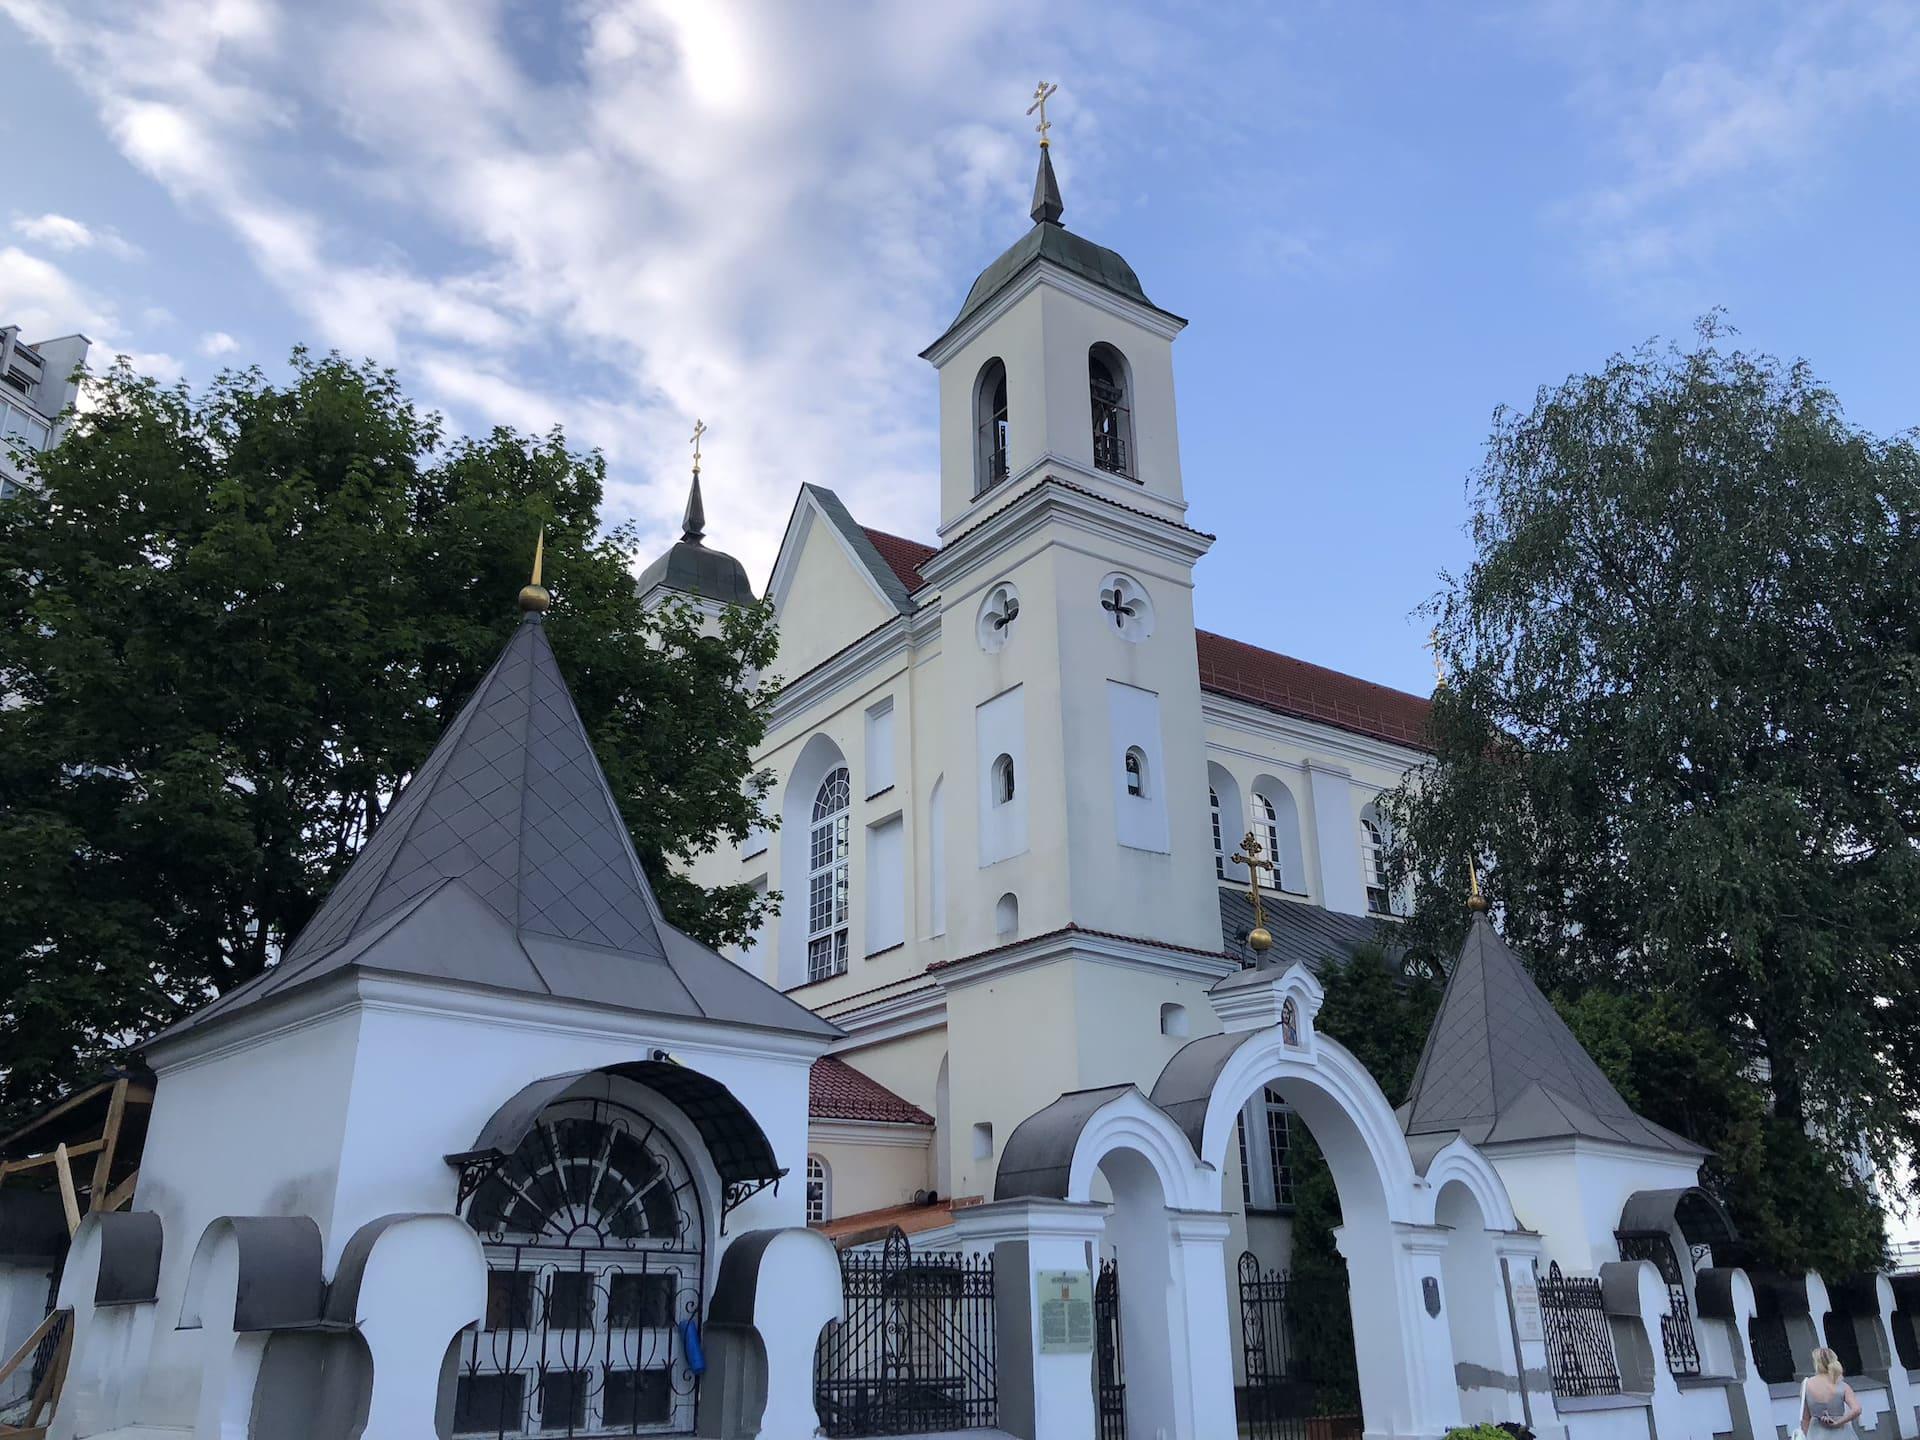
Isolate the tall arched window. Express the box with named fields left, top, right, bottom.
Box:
left=991, top=754, right=1016, bottom=806
left=1210, top=787, right=1225, bottom=879
left=1361, top=810, right=1392, bottom=916
left=806, top=1155, right=830, bottom=1224
left=974, top=358, right=1010, bottom=496
left=1089, top=343, right=1134, bottom=478
left=808, top=767, right=852, bottom=980
left=1257, top=794, right=1283, bottom=887
left=1124, top=747, right=1147, bottom=798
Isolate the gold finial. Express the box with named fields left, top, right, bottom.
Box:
left=1430, top=628, right=1447, bottom=690
left=690, top=418, right=706, bottom=477
left=518, top=526, right=552, bottom=613
left=1027, top=81, right=1058, bottom=148
left=1467, top=858, right=1488, bottom=913
left=1232, top=829, right=1277, bottom=956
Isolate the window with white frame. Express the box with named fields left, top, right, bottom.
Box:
left=806, top=1155, right=829, bottom=1224
left=1124, top=747, right=1147, bottom=798
left=1210, top=788, right=1225, bottom=879
left=1234, top=1087, right=1295, bottom=1211
left=807, top=768, right=852, bottom=980
left=1361, top=812, right=1392, bottom=916
left=1257, top=794, right=1283, bottom=887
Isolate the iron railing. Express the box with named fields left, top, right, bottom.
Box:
left=1091, top=389, right=1130, bottom=477
left=1892, top=1309, right=1920, bottom=1371
left=1095, top=1258, right=1125, bottom=1440
left=1824, top=1310, right=1865, bottom=1379
left=1616, top=1234, right=1702, bottom=1377
left=1540, top=1262, right=1622, bottom=1398
left=1236, top=1252, right=1361, bottom=1440
left=813, top=1230, right=997, bottom=1436
left=976, top=420, right=1009, bottom=494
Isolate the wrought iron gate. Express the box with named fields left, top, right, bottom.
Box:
left=1615, top=1233, right=1702, bottom=1377
left=812, top=1229, right=997, bottom=1436
left=1236, top=1253, right=1360, bottom=1440
left=1095, top=1258, right=1125, bottom=1440
left=1539, top=1262, right=1622, bottom=1398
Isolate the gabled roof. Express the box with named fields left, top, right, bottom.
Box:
left=809, top=1056, right=933, bottom=1125
left=777, top=485, right=926, bottom=616
left=1401, top=914, right=1704, bottom=1156
left=156, top=610, right=836, bottom=1046
left=1197, top=630, right=1432, bottom=751
left=861, top=528, right=936, bottom=596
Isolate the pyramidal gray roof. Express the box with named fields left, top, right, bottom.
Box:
left=156, top=611, right=835, bottom=1046
left=1400, top=914, right=1704, bottom=1156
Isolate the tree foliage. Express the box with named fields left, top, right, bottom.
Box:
left=1381, top=321, right=1917, bottom=1266
left=0, top=352, right=780, bottom=1121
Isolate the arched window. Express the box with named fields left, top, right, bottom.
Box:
left=1159, top=1002, right=1189, bottom=1038
left=995, top=892, right=1019, bottom=937
left=1233, top=1086, right=1296, bottom=1212
left=460, top=1097, right=704, bottom=1433
left=991, top=754, right=1015, bottom=806
left=1089, top=343, right=1134, bottom=479
left=1210, top=787, right=1225, bottom=879
left=974, top=358, right=1010, bottom=496
left=1124, top=747, right=1147, bottom=798
left=806, top=1155, right=830, bottom=1224
left=1361, top=808, right=1394, bottom=916
left=1257, top=794, right=1283, bottom=886
left=808, top=767, right=852, bottom=980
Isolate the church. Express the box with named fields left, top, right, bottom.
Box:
left=655, top=121, right=1431, bottom=1276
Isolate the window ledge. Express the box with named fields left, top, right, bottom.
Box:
left=863, top=942, right=905, bottom=961
left=865, top=785, right=895, bottom=803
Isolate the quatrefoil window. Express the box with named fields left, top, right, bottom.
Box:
left=1098, top=573, right=1153, bottom=643
left=978, top=582, right=1022, bottom=654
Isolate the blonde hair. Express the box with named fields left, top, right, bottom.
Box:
left=1811, top=1346, right=1845, bottom=1383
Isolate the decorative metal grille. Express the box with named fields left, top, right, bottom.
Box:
left=1095, top=1258, right=1126, bottom=1440
left=1236, top=1253, right=1361, bottom=1440
left=459, top=1098, right=706, bottom=1437
left=1748, top=1313, right=1796, bottom=1384
left=813, top=1230, right=997, bottom=1436
left=1615, top=1233, right=1702, bottom=1377
left=1892, top=1309, right=1920, bottom=1371
left=1539, top=1262, right=1622, bottom=1398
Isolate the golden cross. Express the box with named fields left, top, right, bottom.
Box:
left=689, top=418, right=707, bottom=475
left=1231, top=829, right=1276, bottom=932
left=1027, top=81, right=1058, bottom=148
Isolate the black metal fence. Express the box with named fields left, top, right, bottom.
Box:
left=1539, top=1262, right=1622, bottom=1398
left=813, top=1230, right=997, bottom=1437
left=1748, top=1313, right=1796, bottom=1384
left=1824, top=1310, right=1865, bottom=1379
left=1616, top=1234, right=1702, bottom=1378
left=1095, top=1258, right=1126, bottom=1440
left=1236, top=1252, right=1361, bottom=1440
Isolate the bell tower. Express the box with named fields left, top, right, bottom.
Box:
left=920, top=102, right=1189, bottom=540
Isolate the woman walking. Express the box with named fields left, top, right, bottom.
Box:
left=1799, top=1346, right=1863, bottom=1436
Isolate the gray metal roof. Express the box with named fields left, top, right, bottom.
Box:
left=1400, top=915, right=1705, bottom=1156
left=1218, top=890, right=1400, bottom=972
left=923, top=150, right=1181, bottom=357
left=637, top=472, right=757, bottom=607
left=994, top=1084, right=1136, bottom=1201
left=156, top=612, right=836, bottom=1045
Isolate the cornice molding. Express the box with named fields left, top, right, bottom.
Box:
left=810, top=1117, right=934, bottom=1148
left=921, top=258, right=1186, bottom=369
left=933, top=926, right=1236, bottom=991
left=769, top=616, right=917, bottom=731
left=923, top=477, right=1212, bottom=590
left=1203, top=691, right=1435, bottom=771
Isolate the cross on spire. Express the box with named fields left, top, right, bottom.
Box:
left=1232, top=830, right=1277, bottom=955
left=1027, top=81, right=1058, bottom=148
left=690, top=418, right=707, bottom=476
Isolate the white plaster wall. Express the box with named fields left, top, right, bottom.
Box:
left=768, top=512, right=896, bottom=680
left=864, top=813, right=906, bottom=955
left=807, top=1129, right=932, bottom=1219
left=1487, top=1143, right=1704, bottom=1272
left=976, top=683, right=1029, bottom=867
left=1108, top=680, right=1169, bottom=853
left=0, top=1262, right=54, bottom=1406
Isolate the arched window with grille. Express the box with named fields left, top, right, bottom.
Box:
left=806, top=1155, right=830, bottom=1225
left=1088, top=343, right=1134, bottom=479
left=1210, top=787, right=1225, bottom=879
left=459, top=1097, right=705, bottom=1434
left=974, top=358, right=1010, bottom=496
left=808, top=767, right=852, bottom=980
left=1361, top=805, right=1395, bottom=916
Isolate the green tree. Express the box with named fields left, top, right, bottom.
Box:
left=0, top=352, right=780, bottom=1122
left=1381, top=321, right=1917, bottom=1268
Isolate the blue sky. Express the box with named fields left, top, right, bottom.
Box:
left=3, top=1, right=1918, bottom=696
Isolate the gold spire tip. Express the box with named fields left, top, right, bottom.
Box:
left=519, top=526, right=552, bottom=613
left=1467, top=859, right=1488, bottom=913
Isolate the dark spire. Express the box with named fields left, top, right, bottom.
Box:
left=681, top=471, right=706, bottom=545
left=1031, top=144, right=1064, bottom=227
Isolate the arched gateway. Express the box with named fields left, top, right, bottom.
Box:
left=987, top=961, right=1540, bottom=1440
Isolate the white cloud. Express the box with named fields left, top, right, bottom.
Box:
left=0, top=0, right=1206, bottom=582
left=199, top=330, right=240, bottom=357
left=1536, top=4, right=1920, bottom=284
left=11, top=212, right=141, bottom=259
left=0, top=245, right=179, bottom=379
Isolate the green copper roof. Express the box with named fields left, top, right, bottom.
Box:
left=924, top=148, right=1181, bottom=356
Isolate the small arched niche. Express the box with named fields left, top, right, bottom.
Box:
left=990, top=753, right=1016, bottom=806
left=995, top=892, right=1019, bottom=938
left=1124, top=746, right=1149, bottom=798
left=974, top=358, right=1010, bottom=496
left=1159, top=1002, right=1189, bottom=1038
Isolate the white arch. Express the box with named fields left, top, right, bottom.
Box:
left=1418, top=1136, right=1520, bottom=1231
left=1063, top=1088, right=1209, bottom=1211
left=780, top=731, right=851, bottom=988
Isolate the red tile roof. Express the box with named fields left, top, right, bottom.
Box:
left=1196, top=629, right=1432, bottom=750
left=810, top=1056, right=934, bottom=1125
left=853, top=524, right=1432, bottom=752
left=816, top=1198, right=963, bottom=1244
left=862, top=527, right=937, bottom=594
